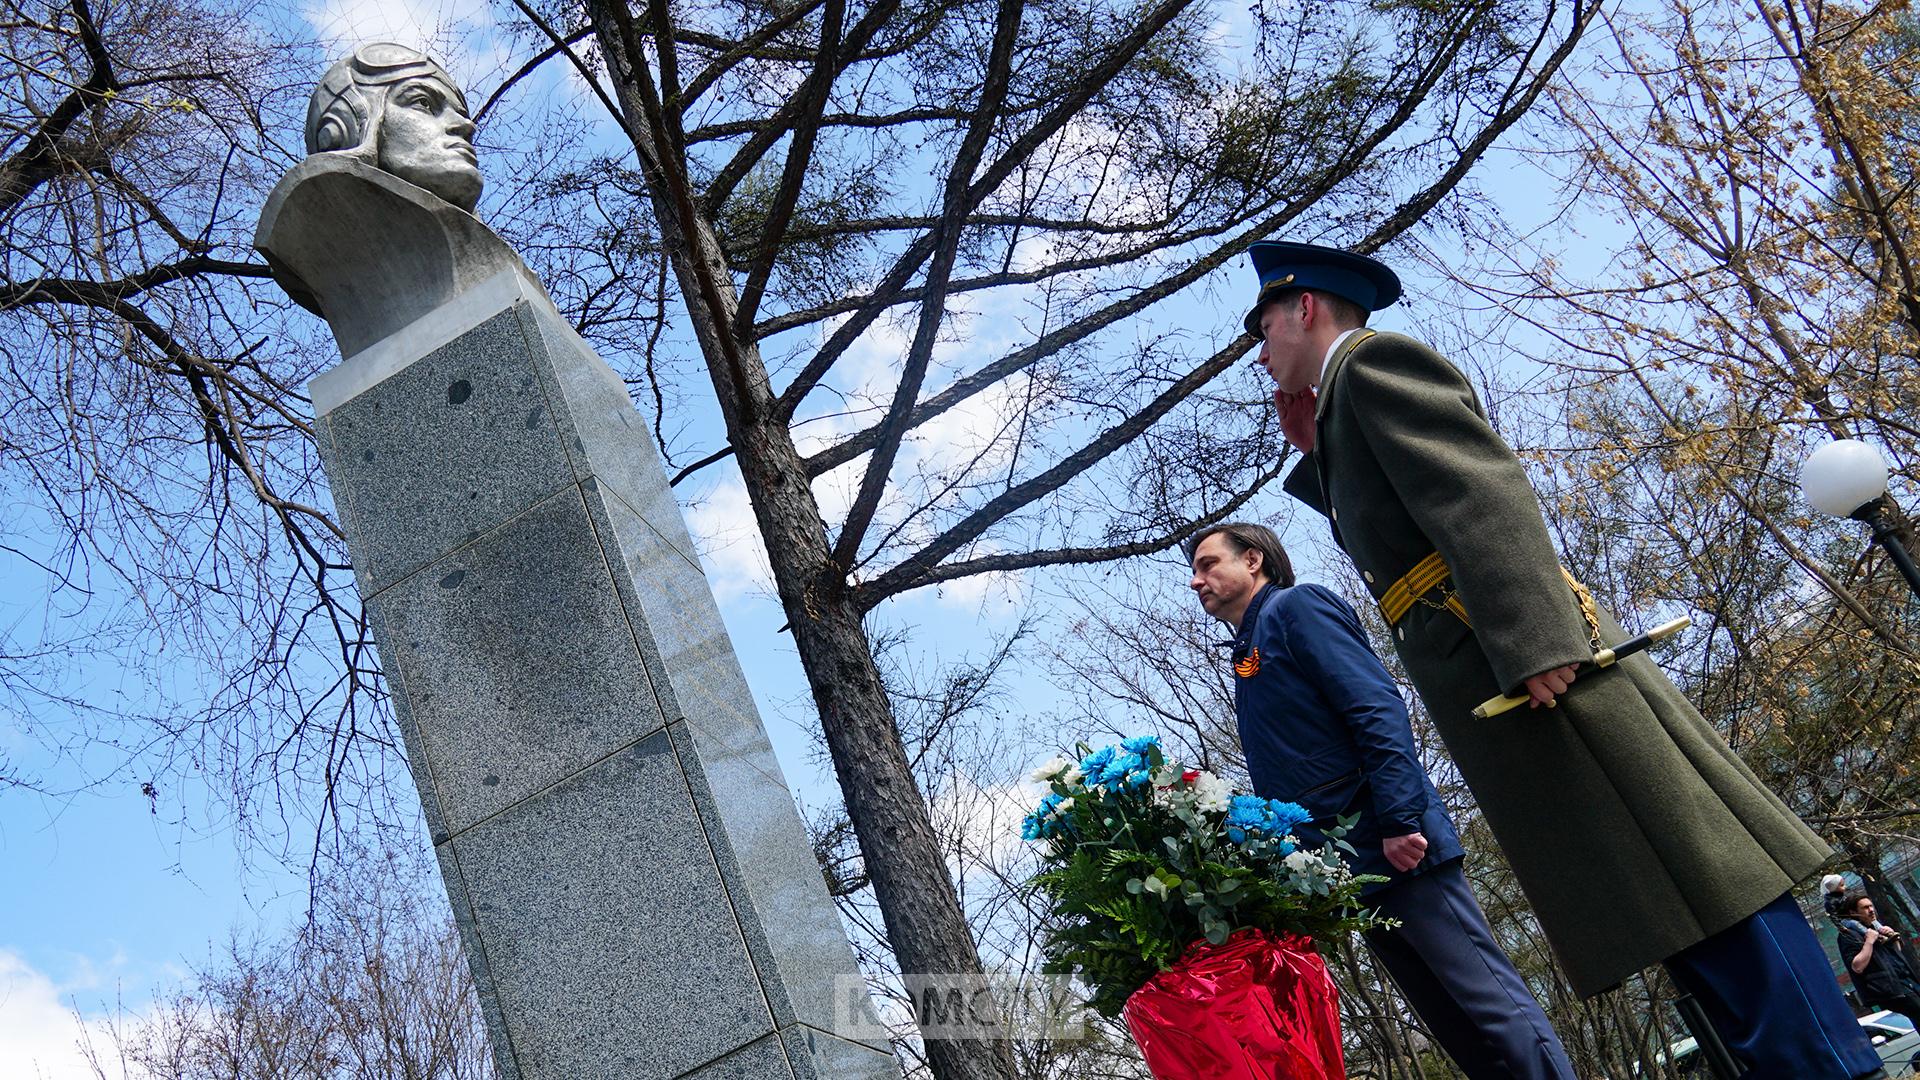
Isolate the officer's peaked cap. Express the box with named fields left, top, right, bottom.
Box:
left=1244, top=241, right=1401, bottom=336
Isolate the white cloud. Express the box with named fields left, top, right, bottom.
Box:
left=683, top=473, right=775, bottom=603
left=930, top=776, right=1037, bottom=881
left=0, top=951, right=125, bottom=1080
left=304, top=0, right=471, bottom=50
left=301, top=0, right=508, bottom=97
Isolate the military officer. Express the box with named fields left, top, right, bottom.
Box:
left=1188, top=521, right=1577, bottom=1080
left=1248, top=239, right=1883, bottom=1080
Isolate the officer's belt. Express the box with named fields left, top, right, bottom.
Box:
left=1378, top=553, right=1605, bottom=649
left=1378, top=552, right=1472, bottom=627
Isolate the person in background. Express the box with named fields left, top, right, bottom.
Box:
left=1838, top=892, right=1920, bottom=1029
left=1829, top=875, right=1857, bottom=924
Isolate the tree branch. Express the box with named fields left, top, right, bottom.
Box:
left=699, top=0, right=906, bottom=214
left=0, top=254, right=272, bottom=310
left=830, top=0, right=1026, bottom=569
left=862, top=458, right=1286, bottom=601
left=853, top=331, right=1251, bottom=607
left=473, top=25, right=596, bottom=126
left=772, top=0, right=1203, bottom=422
left=0, top=0, right=116, bottom=216
left=681, top=0, right=829, bottom=106
left=732, top=0, right=847, bottom=334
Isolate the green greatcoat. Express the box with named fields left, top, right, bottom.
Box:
left=1283, top=330, right=1830, bottom=999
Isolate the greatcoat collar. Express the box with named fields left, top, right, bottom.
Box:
left=1315, top=328, right=1378, bottom=422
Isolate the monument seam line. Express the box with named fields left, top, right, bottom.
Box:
left=569, top=467, right=683, bottom=732
left=433, top=723, right=663, bottom=843
left=375, top=620, right=451, bottom=836
left=660, top=719, right=800, bottom=1037
left=574, top=484, right=830, bottom=792
left=356, top=469, right=585, bottom=603
left=675, top=1030, right=805, bottom=1080
left=367, top=467, right=799, bottom=822
left=431, top=838, right=529, bottom=1079
left=599, top=478, right=705, bottom=576
left=569, top=481, right=803, bottom=793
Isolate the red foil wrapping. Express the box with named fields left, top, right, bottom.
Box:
left=1123, top=929, right=1345, bottom=1080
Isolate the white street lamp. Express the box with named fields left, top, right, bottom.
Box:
left=1800, top=439, right=1920, bottom=598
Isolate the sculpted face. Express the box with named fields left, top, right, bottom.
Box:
left=377, top=75, right=482, bottom=211
left=305, top=44, right=483, bottom=213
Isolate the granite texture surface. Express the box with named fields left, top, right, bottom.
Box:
left=368, top=486, right=666, bottom=834
left=517, top=302, right=701, bottom=570
left=321, top=305, right=573, bottom=597
left=449, top=733, right=773, bottom=1079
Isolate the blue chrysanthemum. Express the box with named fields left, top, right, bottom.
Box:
left=1224, top=794, right=1312, bottom=846
left=1078, top=745, right=1116, bottom=783
left=1021, top=791, right=1073, bottom=840
left=1265, top=798, right=1311, bottom=834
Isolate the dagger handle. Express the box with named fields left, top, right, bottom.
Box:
left=1470, top=615, right=1691, bottom=718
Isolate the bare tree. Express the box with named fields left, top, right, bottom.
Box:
left=545, top=0, right=1596, bottom=1071
left=75, top=848, right=493, bottom=1080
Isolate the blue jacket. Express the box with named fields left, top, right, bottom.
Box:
left=1231, top=582, right=1462, bottom=893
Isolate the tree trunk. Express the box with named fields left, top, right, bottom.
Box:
left=586, top=11, right=1017, bottom=1076
left=743, top=422, right=1021, bottom=1080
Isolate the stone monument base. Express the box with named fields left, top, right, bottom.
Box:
left=308, top=269, right=897, bottom=1080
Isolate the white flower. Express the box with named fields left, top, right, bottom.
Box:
left=1283, top=849, right=1320, bottom=876
left=1028, top=756, right=1072, bottom=784
left=1191, top=771, right=1231, bottom=814
left=1063, top=765, right=1084, bottom=785
left=1046, top=797, right=1074, bottom=818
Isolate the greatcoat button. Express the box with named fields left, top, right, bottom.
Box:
left=1363, top=571, right=1375, bottom=584
left=1397, top=626, right=1406, bottom=640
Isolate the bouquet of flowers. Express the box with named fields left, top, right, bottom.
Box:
left=1021, top=736, right=1386, bottom=1080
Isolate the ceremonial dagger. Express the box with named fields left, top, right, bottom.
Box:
left=1471, top=615, right=1692, bottom=719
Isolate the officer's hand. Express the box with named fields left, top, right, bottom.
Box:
left=1383, top=832, right=1428, bottom=872
left=1275, top=387, right=1317, bottom=452
left=1524, top=664, right=1579, bottom=709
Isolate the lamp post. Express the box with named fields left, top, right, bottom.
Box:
left=1800, top=439, right=1920, bottom=599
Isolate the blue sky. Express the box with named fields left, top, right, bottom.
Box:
left=0, top=0, right=1604, bottom=1073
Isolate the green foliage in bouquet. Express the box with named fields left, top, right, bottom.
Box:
left=1020, top=736, right=1388, bottom=1017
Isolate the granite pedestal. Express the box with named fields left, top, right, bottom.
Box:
left=309, top=270, right=896, bottom=1080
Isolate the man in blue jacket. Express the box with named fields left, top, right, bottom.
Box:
left=1188, top=521, right=1576, bottom=1080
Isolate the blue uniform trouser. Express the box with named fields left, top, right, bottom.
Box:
left=1363, top=860, right=1577, bottom=1080
left=1665, top=892, right=1884, bottom=1080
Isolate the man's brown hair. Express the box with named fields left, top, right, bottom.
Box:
left=1843, top=890, right=1875, bottom=917
left=1268, top=287, right=1368, bottom=330
left=1184, top=523, right=1295, bottom=587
